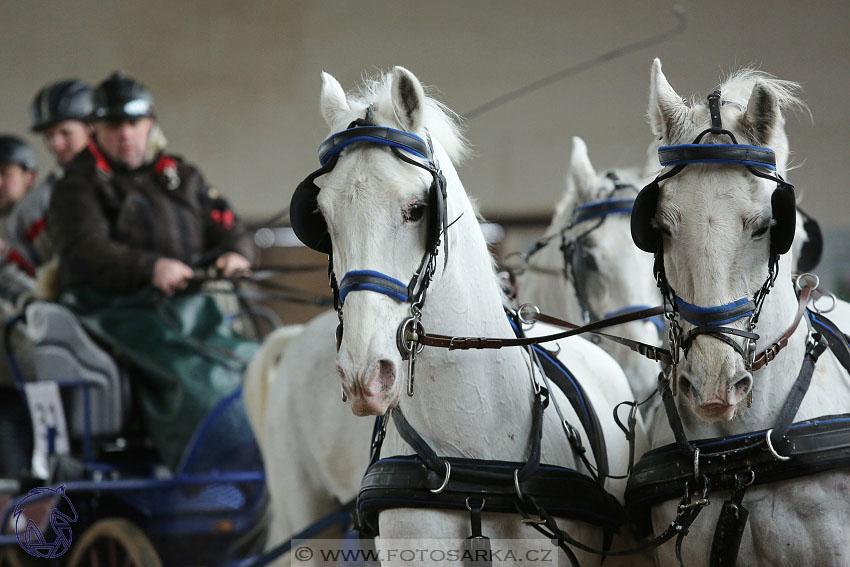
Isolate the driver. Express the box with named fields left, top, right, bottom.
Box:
left=48, top=72, right=258, bottom=470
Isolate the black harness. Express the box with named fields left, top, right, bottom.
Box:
left=626, top=311, right=850, bottom=566
left=625, top=91, right=850, bottom=566
left=355, top=312, right=623, bottom=567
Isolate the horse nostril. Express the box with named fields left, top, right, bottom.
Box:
left=734, top=376, right=753, bottom=395
left=377, top=360, right=396, bottom=393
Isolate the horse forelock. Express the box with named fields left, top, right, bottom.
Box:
left=346, top=71, right=471, bottom=166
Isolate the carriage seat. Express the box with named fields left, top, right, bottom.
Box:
left=24, top=301, right=130, bottom=438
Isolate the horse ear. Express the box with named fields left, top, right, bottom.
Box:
left=568, top=136, right=599, bottom=202
left=648, top=58, right=690, bottom=142
left=641, top=137, right=662, bottom=179
left=739, top=82, right=780, bottom=146
left=391, top=66, right=426, bottom=132
left=320, top=71, right=350, bottom=129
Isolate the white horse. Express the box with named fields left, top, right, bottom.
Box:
left=516, top=136, right=662, bottom=408
left=304, top=66, right=649, bottom=566
left=640, top=59, right=850, bottom=566
left=244, top=313, right=373, bottom=566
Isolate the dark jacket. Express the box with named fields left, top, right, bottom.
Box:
left=49, top=142, right=255, bottom=291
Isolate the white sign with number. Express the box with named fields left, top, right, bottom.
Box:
left=24, top=381, right=71, bottom=479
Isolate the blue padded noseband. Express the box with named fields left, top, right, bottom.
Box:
left=339, top=270, right=410, bottom=305
left=674, top=296, right=755, bottom=327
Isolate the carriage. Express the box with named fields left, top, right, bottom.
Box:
left=0, top=298, right=269, bottom=567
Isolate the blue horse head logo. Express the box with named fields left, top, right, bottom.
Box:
left=14, top=485, right=78, bottom=559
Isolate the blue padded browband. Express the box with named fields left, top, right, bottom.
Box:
left=318, top=126, right=430, bottom=167
left=674, top=296, right=755, bottom=327
left=572, top=198, right=635, bottom=225
left=659, top=144, right=776, bottom=171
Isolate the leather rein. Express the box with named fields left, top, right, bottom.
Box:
left=406, top=284, right=813, bottom=373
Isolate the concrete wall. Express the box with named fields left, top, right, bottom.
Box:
left=2, top=0, right=847, bottom=232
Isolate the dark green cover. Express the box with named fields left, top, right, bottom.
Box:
left=63, top=288, right=259, bottom=469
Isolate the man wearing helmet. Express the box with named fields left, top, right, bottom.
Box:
left=0, top=135, right=37, bottom=235
left=0, top=80, right=93, bottom=307
left=48, top=72, right=257, bottom=470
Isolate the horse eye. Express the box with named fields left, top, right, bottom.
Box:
left=752, top=224, right=769, bottom=239
left=653, top=219, right=672, bottom=238
left=403, top=202, right=426, bottom=223
left=584, top=253, right=598, bottom=272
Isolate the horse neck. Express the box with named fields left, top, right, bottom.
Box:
left=390, top=197, right=538, bottom=460
left=518, top=236, right=583, bottom=319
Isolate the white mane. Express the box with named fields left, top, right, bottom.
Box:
left=712, top=68, right=805, bottom=113
left=347, top=72, right=471, bottom=166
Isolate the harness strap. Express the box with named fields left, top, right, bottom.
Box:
left=390, top=397, right=547, bottom=484
left=769, top=334, right=828, bottom=445
left=356, top=456, right=624, bottom=538
left=809, top=311, right=850, bottom=374
left=709, top=477, right=749, bottom=567
left=681, top=326, right=759, bottom=359
left=413, top=306, right=670, bottom=362
left=625, top=413, right=850, bottom=534
left=751, top=284, right=813, bottom=370
left=659, top=373, right=693, bottom=453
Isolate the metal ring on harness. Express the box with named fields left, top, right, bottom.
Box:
left=741, top=469, right=756, bottom=487
left=513, top=469, right=524, bottom=501
left=693, top=447, right=700, bottom=478
left=430, top=460, right=452, bottom=494
left=517, top=303, right=540, bottom=327
left=795, top=272, right=819, bottom=292
left=397, top=316, right=425, bottom=360
left=812, top=290, right=836, bottom=315
left=765, top=429, right=791, bottom=461
left=465, top=497, right=486, bottom=512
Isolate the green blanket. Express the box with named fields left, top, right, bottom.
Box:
left=63, top=288, right=259, bottom=470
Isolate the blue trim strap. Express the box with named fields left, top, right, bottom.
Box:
left=318, top=126, right=431, bottom=167
left=339, top=270, right=410, bottom=305
left=674, top=296, right=755, bottom=327
left=573, top=198, right=635, bottom=225
left=658, top=144, right=776, bottom=171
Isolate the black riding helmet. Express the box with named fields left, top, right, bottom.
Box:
left=0, top=135, right=37, bottom=171
left=92, top=72, right=155, bottom=122
left=29, top=79, right=94, bottom=132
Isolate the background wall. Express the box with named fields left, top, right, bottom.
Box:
left=2, top=0, right=848, bottom=304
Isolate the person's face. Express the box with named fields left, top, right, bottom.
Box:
left=42, top=120, right=91, bottom=164
left=0, top=163, right=35, bottom=209
left=94, top=117, right=153, bottom=170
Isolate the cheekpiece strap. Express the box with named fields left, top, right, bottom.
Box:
left=318, top=125, right=432, bottom=167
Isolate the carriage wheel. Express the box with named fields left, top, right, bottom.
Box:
left=66, top=518, right=162, bottom=567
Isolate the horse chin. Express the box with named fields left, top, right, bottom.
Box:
left=350, top=388, right=400, bottom=417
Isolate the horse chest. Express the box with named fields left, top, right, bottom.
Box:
left=651, top=471, right=850, bottom=566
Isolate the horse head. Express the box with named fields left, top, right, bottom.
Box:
left=298, top=67, right=472, bottom=416
left=638, top=58, right=803, bottom=423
